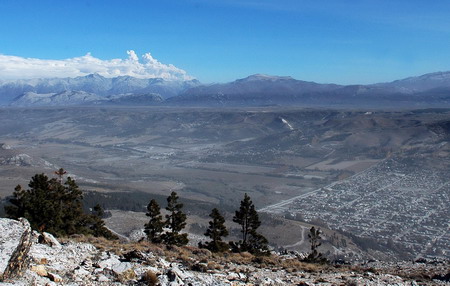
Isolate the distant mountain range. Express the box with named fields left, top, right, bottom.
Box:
left=2, top=71, right=450, bottom=107
left=9, top=91, right=164, bottom=107
left=170, top=72, right=450, bottom=107
left=0, top=74, right=199, bottom=106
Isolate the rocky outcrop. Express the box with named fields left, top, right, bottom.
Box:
left=0, top=218, right=32, bottom=281
left=0, top=218, right=448, bottom=285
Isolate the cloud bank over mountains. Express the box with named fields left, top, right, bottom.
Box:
left=0, top=50, right=192, bottom=81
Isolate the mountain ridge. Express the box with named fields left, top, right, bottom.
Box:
left=0, top=74, right=200, bottom=105
left=2, top=71, right=450, bottom=107
left=171, top=71, right=450, bottom=107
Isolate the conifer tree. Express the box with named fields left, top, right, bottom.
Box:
left=60, top=177, right=86, bottom=235
left=5, top=171, right=117, bottom=239
left=54, top=168, right=67, bottom=183
left=4, top=185, right=25, bottom=220
left=231, top=193, right=269, bottom=255
left=93, top=203, right=105, bottom=217
left=89, top=203, right=118, bottom=240
left=200, top=208, right=229, bottom=252
left=6, top=173, right=72, bottom=235
left=144, top=199, right=164, bottom=243
left=304, top=226, right=328, bottom=263
left=162, top=192, right=188, bottom=246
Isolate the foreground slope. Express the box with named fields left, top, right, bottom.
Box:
left=1, top=218, right=448, bottom=285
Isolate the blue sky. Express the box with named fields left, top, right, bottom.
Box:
left=1, top=0, right=450, bottom=84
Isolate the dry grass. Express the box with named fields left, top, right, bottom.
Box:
left=60, top=235, right=165, bottom=256
left=207, top=261, right=222, bottom=270
left=59, top=235, right=340, bottom=275
left=141, top=270, right=159, bottom=286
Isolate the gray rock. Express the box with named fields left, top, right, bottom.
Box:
left=111, top=262, right=133, bottom=275
left=97, top=256, right=121, bottom=270
left=38, top=232, right=61, bottom=248
left=96, top=274, right=110, bottom=282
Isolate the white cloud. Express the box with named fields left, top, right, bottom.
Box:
left=0, top=50, right=193, bottom=81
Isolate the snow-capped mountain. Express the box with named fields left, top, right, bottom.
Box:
left=10, top=91, right=104, bottom=107
left=0, top=74, right=200, bottom=105
left=3, top=71, right=450, bottom=107
left=10, top=91, right=163, bottom=107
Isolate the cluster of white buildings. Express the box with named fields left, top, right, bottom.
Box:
left=266, top=157, right=450, bottom=260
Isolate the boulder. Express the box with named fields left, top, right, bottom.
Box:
left=38, top=232, right=61, bottom=248
left=163, top=267, right=185, bottom=285
left=96, top=274, right=110, bottom=282
left=97, top=255, right=121, bottom=269
left=31, top=265, right=48, bottom=277
left=0, top=218, right=32, bottom=281
left=112, top=262, right=136, bottom=282
left=47, top=272, right=63, bottom=282
left=123, top=249, right=147, bottom=262
left=73, top=267, right=90, bottom=277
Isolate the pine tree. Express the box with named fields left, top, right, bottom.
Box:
left=304, top=226, right=328, bottom=263
left=231, top=193, right=269, bottom=255
left=89, top=203, right=118, bottom=240
left=5, top=171, right=116, bottom=239
left=6, top=173, right=68, bottom=235
left=54, top=168, right=67, bottom=183
left=247, top=232, right=269, bottom=255
left=162, top=192, right=188, bottom=246
left=60, top=176, right=86, bottom=235
left=201, top=208, right=229, bottom=252
left=93, top=203, right=105, bottom=217
left=232, top=193, right=255, bottom=250
left=144, top=199, right=164, bottom=243
left=5, top=184, right=28, bottom=222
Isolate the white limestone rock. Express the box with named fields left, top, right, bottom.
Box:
left=0, top=219, right=27, bottom=276
left=128, top=228, right=146, bottom=241
left=97, top=255, right=121, bottom=270
left=96, top=274, right=110, bottom=282
left=111, top=262, right=133, bottom=275
left=0, top=218, right=32, bottom=281
left=40, top=232, right=61, bottom=248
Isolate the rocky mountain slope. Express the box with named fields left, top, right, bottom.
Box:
left=1, top=218, right=449, bottom=285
